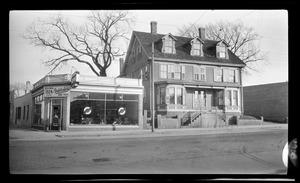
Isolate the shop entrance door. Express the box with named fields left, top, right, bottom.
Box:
left=50, top=99, right=62, bottom=131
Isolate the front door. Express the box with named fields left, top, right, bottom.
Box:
left=193, top=90, right=206, bottom=110
left=50, top=99, right=62, bottom=131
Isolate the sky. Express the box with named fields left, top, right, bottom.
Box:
left=9, top=10, right=288, bottom=87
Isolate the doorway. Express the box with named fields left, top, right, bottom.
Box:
left=193, top=90, right=206, bottom=110
left=50, top=99, right=62, bottom=131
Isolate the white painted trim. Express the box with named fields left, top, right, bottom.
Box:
left=151, top=57, right=245, bottom=68
left=71, top=85, right=144, bottom=95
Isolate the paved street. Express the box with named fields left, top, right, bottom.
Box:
left=9, top=128, right=287, bottom=174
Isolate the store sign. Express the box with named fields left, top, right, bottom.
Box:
left=44, top=86, right=70, bottom=97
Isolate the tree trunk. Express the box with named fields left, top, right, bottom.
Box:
left=100, top=69, right=107, bottom=77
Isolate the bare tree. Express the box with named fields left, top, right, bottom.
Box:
left=10, top=82, right=27, bottom=97
left=24, top=11, right=135, bottom=76
left=177, top=21, right=268, bottom=74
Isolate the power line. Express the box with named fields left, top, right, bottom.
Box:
left=181, top=10, right=208, bottom=36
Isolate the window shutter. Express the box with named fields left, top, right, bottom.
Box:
left=213, top=68, right=217, bottom=81
left=181, top=66, right=185, bottom=80
left=234, top=69, right=239, bottom=83
left=156, top=87, right=160, bottom=105
left=223, top=69, right=229, bottom=82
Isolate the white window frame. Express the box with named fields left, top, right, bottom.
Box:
left=159, top=64, right=168, bottom=79
left=162, top=35, right=176, bottom=54
left=224, top=88, right=240, bottom=107
left=214, top=67, right=223, bottom=82
left=194, top=66, right=206, bottom=81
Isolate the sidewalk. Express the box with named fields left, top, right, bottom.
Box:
left=9, top=122, right=288, bottom=141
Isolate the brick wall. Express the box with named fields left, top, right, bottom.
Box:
left=243, top=82, right=288, bottom=120
left=13, top=93, right=32, bottom=127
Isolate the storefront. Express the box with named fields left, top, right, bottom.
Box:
left=30, top=73, right=144, bottom=131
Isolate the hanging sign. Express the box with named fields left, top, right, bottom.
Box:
left=44, top=86, right=70, bottom=97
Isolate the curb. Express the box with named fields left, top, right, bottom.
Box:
left=53, top=124, right=287, bottom=139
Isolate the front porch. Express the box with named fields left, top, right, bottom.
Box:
left=154, top=84, right=242, bottom=129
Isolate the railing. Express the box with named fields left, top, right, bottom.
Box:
left=181, top=111, right=201, bottom=126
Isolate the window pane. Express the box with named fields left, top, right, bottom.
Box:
left=169, top=87, right=175, bottom=104
left=160, top=88, right=166, bottom=104
left=219, top=52, right=226, bottom=58
left=194, top=42, right=201, bottom=49
left=165, top=39, right=172, bottom=46
left=193, top=50, right=200, bottom=55
left=89, top=93, right=105, bottom=100
left=219, top=46, right=226, bottom=52
left=70, top=99, right=139, bottom=126
left=225, top=90, right=231, bottom=106
left=123, top=94, right=139, bottom=101
left=177, top=88, right=183, bottom=105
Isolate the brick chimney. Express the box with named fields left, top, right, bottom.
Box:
left=25, top=81, right=31, bottom=94
left=198, top=27, right=205, bottom=39
left=150, top=21, right=157, bottom=34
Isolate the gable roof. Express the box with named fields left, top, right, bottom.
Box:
left=132, top=31, right=245, bottom=67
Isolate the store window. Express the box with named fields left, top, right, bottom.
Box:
left=70, top=92, right=139, bottom=126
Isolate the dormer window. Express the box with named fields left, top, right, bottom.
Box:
left=162, top=34, right=177, bottom=54
left=216, top=41, right=229, bottom=59
left=190, top=38, right=204, bottom=56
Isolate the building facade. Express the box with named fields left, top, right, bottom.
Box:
left=14, top=73, right=144, bottom=131
left=243, top=82, right=288, bottom=122
left=12, top=92, right=33, bottom=127
left=120, top=21, right=246, bottom=128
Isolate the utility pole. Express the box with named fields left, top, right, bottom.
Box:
left=151, top=42, right=155, bottom=132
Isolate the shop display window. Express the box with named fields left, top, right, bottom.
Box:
left=70, top=92, right=139, bottom=126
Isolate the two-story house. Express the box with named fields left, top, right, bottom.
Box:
left=120, top=21, right=246, bottom=128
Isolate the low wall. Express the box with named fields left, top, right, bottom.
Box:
left=160, top=117, right=180, bottom=129
left=237, top=119, right=263, bottom=126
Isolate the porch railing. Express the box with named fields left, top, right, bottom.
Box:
left=181, top=111, right=201, bottom=126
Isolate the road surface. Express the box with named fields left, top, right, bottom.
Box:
left=9, top=129, right=287, bottom=174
